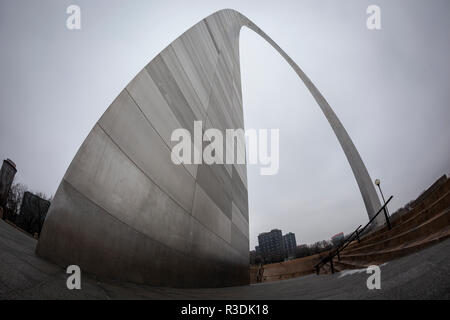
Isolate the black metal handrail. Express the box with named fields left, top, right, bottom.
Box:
left=314, top=195, right=393, bottom=275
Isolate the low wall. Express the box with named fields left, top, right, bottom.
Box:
left=250, top=252, right=329, bottom=283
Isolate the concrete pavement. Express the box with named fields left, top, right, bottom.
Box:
left=0, top=220, right=449, bottom=299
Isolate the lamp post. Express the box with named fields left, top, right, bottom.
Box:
left=375, top=179, right=389, bottom=216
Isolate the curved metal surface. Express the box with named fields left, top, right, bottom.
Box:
left=37, top=9, right=381, bottom=288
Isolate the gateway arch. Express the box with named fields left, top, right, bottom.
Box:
left=37, top=9, right=381, bottom=288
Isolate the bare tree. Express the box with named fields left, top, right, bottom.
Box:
left=5, top=182, right=28, bottom=220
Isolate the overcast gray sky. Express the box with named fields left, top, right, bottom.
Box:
left=1, top=0, right=449, bottom=249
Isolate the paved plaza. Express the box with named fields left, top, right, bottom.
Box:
left=1, top=220, right=449, bottom=299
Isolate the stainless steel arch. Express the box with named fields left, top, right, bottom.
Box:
left=242, top=16, right=383, bottom=225
left=37, top=9, right=381, bottom=288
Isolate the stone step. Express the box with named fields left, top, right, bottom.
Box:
left=340, top=226, right=450, bottom=264
left=316, top=177, right=450, bottom=276
left=393, top=187, right=450, bottom=227
left=343, top=208, right=450, bottom=255
left=364, top=194, right=450, bottom=247
left=346, top=188, right=450, bottom=248
left=409, top=177, right=450, bottom=213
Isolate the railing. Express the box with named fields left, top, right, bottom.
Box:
left=314, top=195, right=393, bottom=275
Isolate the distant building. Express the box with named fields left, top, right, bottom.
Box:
left=249, top=250, right=263, bottom=265
left=0, top=159, right=17, bottom=212
left=255, top=229, right=299, bottom=263
left=331, top=232, right=345, bottom=246
left=250, top=246, right=264, bottom=265
left=249, top=250, right=256, bottom=264
left=14, top=192, right=50, bottom=237
left=258, top=229, right=285, bottom=263
left=283, top=232, right=297, bottom=257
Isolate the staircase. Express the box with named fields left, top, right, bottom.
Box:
left=330, top=175, right=450, bottom=272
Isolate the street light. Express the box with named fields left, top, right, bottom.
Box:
left=375, top=178, right=389, bottom=216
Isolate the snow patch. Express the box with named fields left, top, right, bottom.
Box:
left=338, top=263, right=387, bottom=278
